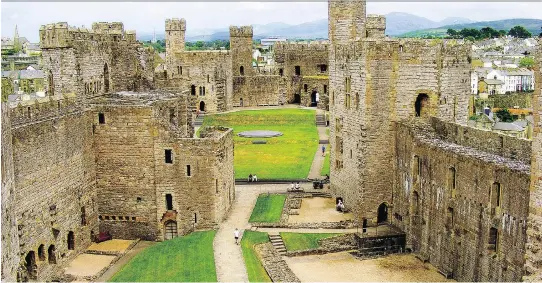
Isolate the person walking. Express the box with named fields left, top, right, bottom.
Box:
left=322, top=145, right=326, bottom=157
left=234, top=228, right=240, bottom=245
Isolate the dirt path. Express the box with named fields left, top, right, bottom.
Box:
left=308, top=109, right=328, bottom=179
left=213, top=184, right=285, bottom=282
left=96, top=241, right=155, bottom=282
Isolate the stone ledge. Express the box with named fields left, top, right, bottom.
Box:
left=285, top=233, right=357, bottom=257
left=254, top=242, right=300, bottom=283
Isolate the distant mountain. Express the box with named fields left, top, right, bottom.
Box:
left=384, top=12, right=473, bottom=35
left=399, top=18, right=542, bottom=38
left=137, top=14, right=540, bottom=42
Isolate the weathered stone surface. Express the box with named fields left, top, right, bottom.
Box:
left=286, top=233, right=357, bottom=257
left=255, top=242, right=300, bottom=282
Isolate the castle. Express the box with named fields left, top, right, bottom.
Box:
left=1, top=0, right=541, bottom=282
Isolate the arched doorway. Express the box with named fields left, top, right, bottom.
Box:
left=67, top=231, right=75, bottom=250
left=48, top=245, right=57, bottom=264
left=377, top=203, right=388, bottom=224
left=311, top=91, right=318, bottom=107
left=164, top=220, right=178, bottom=240
left=104, top=63, right=110, bottom=93
left=414, top=93, right=429, bottom=117
left=25, top=251, right=37, bottom=279
left=199, top=101, right=205, bottom=112
left=294, top=93, right=301, bottom=104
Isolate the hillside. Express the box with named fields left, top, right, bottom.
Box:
left=399, top=19, right=542, bottom=38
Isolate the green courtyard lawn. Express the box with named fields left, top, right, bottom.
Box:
left=109, top=231, right=217, bottom=282
left=280, top=232, right=343, bottom=251
left=249, top=194, right=286, bottom=223
left=241, top=231, right=271, bottom=282
left=200, top=109, right=319, bottom=180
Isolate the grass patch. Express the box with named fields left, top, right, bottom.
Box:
left=321, top=151, right=330, bottom=176
left=109, top=231, right=217, bottom=282
left=200, top=109, right=318, bottom=180
left=241, top=231, right=271, bottom=282
left=280, top=232, right=343, bottom=251
left=249, top=194, right=286, bottom=223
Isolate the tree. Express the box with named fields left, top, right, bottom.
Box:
left=508, top=26, right=532, bottom=38
left=480, top=27, right=499, bottom=39
left=447, top=28, right=458, bottom=38
left=496, top=108, right=515, bottom=122
left=498, top=30, right=507, bottom=37
left=519, top=57, right=535, bottom=68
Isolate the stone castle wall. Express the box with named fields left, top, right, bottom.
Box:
left=40, top=22, right=154, bottom=103
left=525, top=39, right=542, bottom=282
left=274, top=41, right=329, bottom=107
left=164, top=50, right=232, bottom=113
left=232, top=75, right=285, bottom=106
left=1, top=103, right=20, bottom=282
left=8, top=97, right=98, bottom=281
left=393, top=119, right=530, bottom=281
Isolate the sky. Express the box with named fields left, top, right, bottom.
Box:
left=2, top=1, right=541, bottom=42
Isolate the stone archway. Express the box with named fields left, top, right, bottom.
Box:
left=199, top=101, right=206, bottom=112
left=377, top=203, right=388, bottom=224
left=414, top=93, right=429, bottom=117
left=164, top=220, right=178, bottom=240
left=311, top=91, right=318, bottom=107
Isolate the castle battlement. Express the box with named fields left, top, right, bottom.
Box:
left=166, top=18, right=186, bottom=31
left=275, top=41, right=329, bottom=52
left=40, top=21, right=137, bottom=49
left=366, top=14, right=386, bottom=38
left=229, top=26, right=253, bottom=37
left=8, top=94, right=80, bottom=127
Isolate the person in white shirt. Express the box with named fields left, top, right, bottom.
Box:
left=234, top=228, right=240, bottom=245
left=253, top=174, right=258, bottom=182
left=290, top=182, right=295, bottom=190
left=295, top=182, right=300, bottom=190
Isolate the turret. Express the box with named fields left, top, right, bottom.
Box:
left=229, top=26, right=253, bottom=76
left=328, top=0, right=366, bottom=44
left=165, top=18, right=186, bottom=56
left=365, top=15, right=386, bottom=38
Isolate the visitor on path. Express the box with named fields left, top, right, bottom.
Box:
left=295, top=182, right=300, bottom=190
left=290, top=182, right=295, bottom=190
left=248, top=174, right=253, bottom=182
left=234, top=228, right=240, bottom=245
left=337, top=200, right=345, bottom=212
left=253, top=174, right=258, bottom=182
left=322, top=145, right=326, bottom=157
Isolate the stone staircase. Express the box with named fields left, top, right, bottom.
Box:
left=316, top=113, right=326, bottom=127
left=269, top=234, right=287, bottom=256
left=193, top=113, right=204, bottom=127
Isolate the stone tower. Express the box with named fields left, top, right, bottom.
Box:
left=229, top=26, right=253, bottom=77
left=328, top=0, right=366, bottom=44
left=525, top=39, right=542, bottom=282
left=165, top=18, right=186, bottom=57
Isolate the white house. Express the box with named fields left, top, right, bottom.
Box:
left=487, top=68, right=534, bottom=93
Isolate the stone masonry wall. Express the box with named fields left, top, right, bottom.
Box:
left=1, top=103, right=20, bottom=282
left=525, top=39, right=542, bottom=282
left=10, top=99, right=98, bottom=281
left=393, top=120, right=530, bottom=281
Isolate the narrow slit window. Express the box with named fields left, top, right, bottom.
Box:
left=186, top=165, right=191, bottom=176
left=165, top=149, right=173, bottom=164
left=98, top=113, right=105, bottom=124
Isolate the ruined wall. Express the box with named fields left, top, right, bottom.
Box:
left=40, top=22, right=154, bottom=104
left=232, top=75, right=285, bottom=107
left=1, top=103, right=20, bottom=282
left=154, top=126, right=235, bottom=238
left=9, top=97, right=98, bottom=281
left=328, top=0, right=471, bottom=225
left=393, top=120, right=530, bottom=281
left=274, top=41, right=329, bottom=106
left=525, top=39, right=542, bottom=282
left=92, top=92, right=232, bottom=240
left=165, top=50, right=232, bottom=113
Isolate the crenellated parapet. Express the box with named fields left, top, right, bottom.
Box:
left=365, top=15, right=386, bottom=38
left=8, top=94, right=81, bottom=127
left=40, top=21, right=137, bottom=49
left=275, top=41, right=329, bottom=52
left=229, top=26, right=253, bottom=38
left=165, top=18, right=186, bottom=31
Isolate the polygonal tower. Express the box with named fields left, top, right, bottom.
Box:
left=165, top=18, right=186, bottom=56
left=229, top=26, right=253, bottom=77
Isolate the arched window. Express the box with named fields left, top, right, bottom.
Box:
left=25, top=251, right=37, bottom=278
left=165, top=194, right=173, bottom=210
left=414, top=93, right=429, bottom=117
left=48, top=245, right=56, bottom=264
left=38, top=245, right=45, bottom=261
left=191, top=85, right=196, bottom=96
